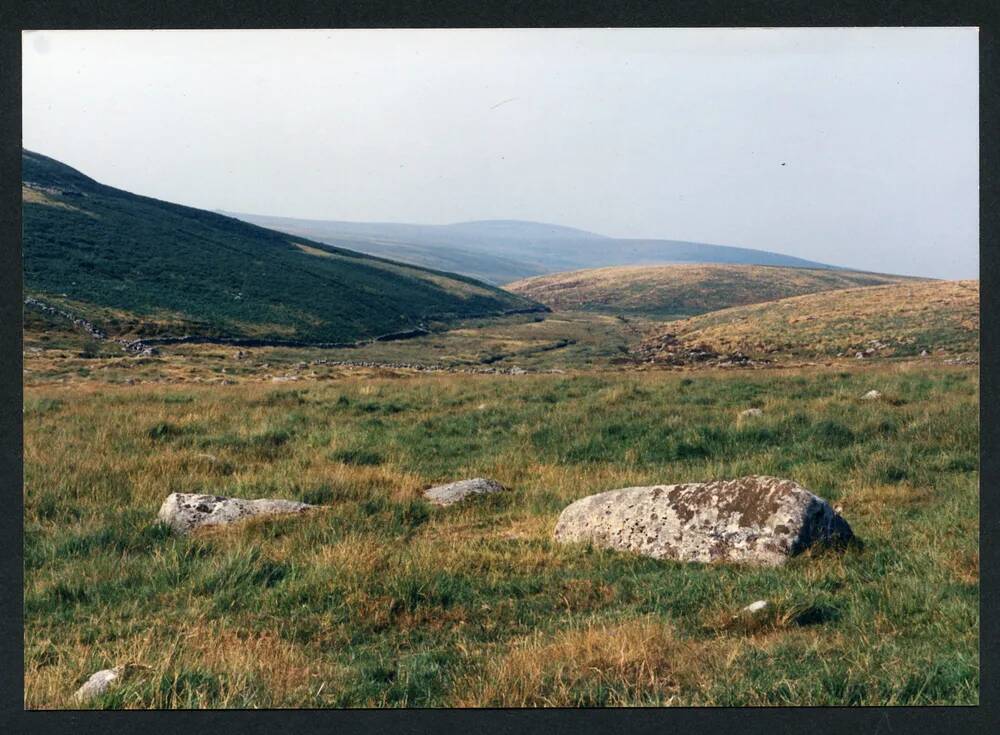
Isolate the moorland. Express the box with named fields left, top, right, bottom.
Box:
left=21, top=150, right=980, bottom=708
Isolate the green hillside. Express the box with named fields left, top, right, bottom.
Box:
left=22, top=150, right=540, bottom=344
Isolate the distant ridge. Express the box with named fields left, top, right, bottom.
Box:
left=227, top=211, right=840, bottom=285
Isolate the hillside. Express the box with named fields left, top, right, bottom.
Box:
left=228, top=212, right=838, bottom=285
left=633, top=280, right=979, bottom=364
left=22, top=151, right=540, bottom=344
left=506, top=264, right=919, bottom=319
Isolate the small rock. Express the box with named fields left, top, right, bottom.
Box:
left=157, top=493, right=316, bottom=534
left=423, top=478, right=508, bottom=507
left=742, top=600, right=770, bottom=615
left=739, top=408, right=763, bottom=419
left=73, top=664, right=147, bottom=703
left=855, top=352, right=865, bottom=359
left=861, top=390, right=882, bottom=401
left=271, top=375, right=299, bottom=383
left=920, top=349, right=929, bottom=357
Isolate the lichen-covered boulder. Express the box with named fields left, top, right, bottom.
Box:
left=157, top=493, right=315, bottom=534
left=423, top=478, right=507, bottom=506
left=553, top=476, right=854, bottom=567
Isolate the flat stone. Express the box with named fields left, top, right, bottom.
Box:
left=423, top=478, right=508, bottom=507
left=553, top=476, right=854, bottom=567
left=157, top=492, right=316, bottom=534
left=861, top=390, right=883, bottom=400
left=739, top=408, right=764, bottom=418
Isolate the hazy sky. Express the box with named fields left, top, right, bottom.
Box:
left=22, top=28, right=978, bottom=279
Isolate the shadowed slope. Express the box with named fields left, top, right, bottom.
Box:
left=22, top=150, right=540, bottom=344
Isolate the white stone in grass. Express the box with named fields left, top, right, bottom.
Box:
left=157, top=492, right=316, bottom=535
left=861, top=390, right=883, bottom=401
left=739, top=408, right=763, bottom=419
left=742, top=600, right=770, bottom=615
left=73, top=664, right=147, bottom=703
left=423, top=478, right=508, bottom=507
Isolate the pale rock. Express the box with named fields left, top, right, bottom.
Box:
left=157, top=492, right=316, bottom=534
left=742, top=600, right=770, bottom=615
left=861, top=390, right=883, bottom=401
left=553, top=476, right=854, bottom=567
left=424, top=478, right=508, bottom=507
left=73, top=664, right=147, bottom=703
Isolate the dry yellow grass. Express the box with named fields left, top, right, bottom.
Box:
left=22, top=184, right=95, bottom=216
left=639, top=279, right=979, bottom=361
left=506, top=263, right=916, bottom=317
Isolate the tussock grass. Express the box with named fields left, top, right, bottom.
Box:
left=642, top=280, right=979, bottom=360
left=23, top=364, right=978, bottom=707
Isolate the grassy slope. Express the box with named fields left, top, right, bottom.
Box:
left=22, top=150, right=538, bottom=343
left=506, top=264, right=919, bottom=319
left=24, top=363, right=977, bottom=707
left=638, top=280, right=979, bottom=360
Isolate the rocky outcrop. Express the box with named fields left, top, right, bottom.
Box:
left=630, top=332, right=768, bottom=368
left=157, top=493, right=316, bottom=534
left=424, top=478, right=508, bottom=507
left=553, top=476, right=854, bottom=567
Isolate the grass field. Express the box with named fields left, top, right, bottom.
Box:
left=23, top=360, right=979, bottom=707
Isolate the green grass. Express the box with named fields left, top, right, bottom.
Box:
left=23, top=363, right=978, bottom=707
left=22, top=150, right=539, bottom=344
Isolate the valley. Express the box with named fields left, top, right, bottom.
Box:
left=20, top=150, right=980, bottom=710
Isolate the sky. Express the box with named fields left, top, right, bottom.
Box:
left=22, top=28, right=978, bottom=279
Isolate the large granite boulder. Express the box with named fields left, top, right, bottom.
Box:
left=157, top=492, right=316, bottom=534
left=553, top=476, right=854, bottom=567
left=423, top=478, right=508, bottom=506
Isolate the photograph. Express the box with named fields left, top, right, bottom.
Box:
left=20, top=27, right=979, bottom=708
